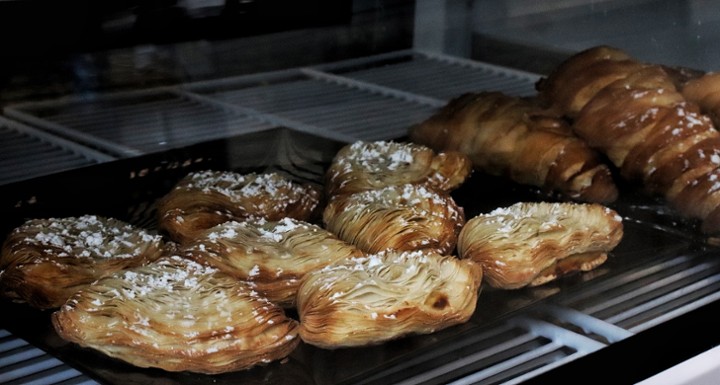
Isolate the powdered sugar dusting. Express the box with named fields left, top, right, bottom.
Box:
left=343, top=184, right=458, bottom=220
left=179, top=170, right=307, bottom=201
left=339, top=141, right=423, bottom=173
left=19, top=215, right=162, bottom=259
left=119, top=256, right=216, bottom=297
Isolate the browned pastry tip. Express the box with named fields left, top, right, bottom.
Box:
left=183, top=217, right=364, bottom=306
left=457, top=202, right=623, bottom=290
left=682, top=72, right=720, bottom=126
left=157, top=170, right=322, bottom=244
left=409, top=91, right=618, bottom=203
left=322, top=184, right=465, bottom=255
left=325, top=140, right=472, bottom=197
left=296, top=249, right=482, bottom=349
left=52, top=256, right=300, bottom=374
left=0, top=215, right=165, bottom=309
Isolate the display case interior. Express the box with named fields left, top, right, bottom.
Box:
left=2, top=1, right=720, bottom=384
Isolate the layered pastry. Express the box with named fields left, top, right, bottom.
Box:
left=409, top=92, right=618, bottom=203
left=325, top=140, right=472, bottom=196
left=297, top=249, right=482, bottom=349
left=157, top=170, right=322, bottom=244
left=52, top=256, right=300, bottom=374
left=0, top=215, right=165, bottom=309
left=183, top=217, right=364, bottom=306
left=323, top=183, right=464, bottom=255
left=536, top=45, right=647, bottom=118
left=537, top=45, right=720, bottom=233
left=458, top=202, right=623, bottom=289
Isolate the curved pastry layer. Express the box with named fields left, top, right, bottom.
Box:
left=183, top=218, right=364, bottom=306
left=458, top=202, right=623, bottom=289
left=410, top=92, right=618, bottom=203
left=157, top=170, right=322, bottom=244
left=323, top=184, right=464, bottom=254
left=0, top=215, right=165, bottom=309
left=682, top=72, right=720, bottom=127
left=325, top=140, right=472, bottom=196
left=297, top=250, right=482, bottom=349
left=52, top=256, right=300, bottom=374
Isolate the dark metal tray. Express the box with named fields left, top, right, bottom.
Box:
left=0, top=128, right=718, bottom=385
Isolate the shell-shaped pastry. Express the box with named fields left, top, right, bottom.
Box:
left=157, top=170, right=322, bottom=244
left=297, top=250, right=482, bottom=349
left=183, top=218, right=364, bottom=306
left=458, top=202, right=624, bottom=289
left=323, top=184, right=465, bottom=255
left=325, top=140, right=472, bottom=196
left=51, top=256, right=300, bottom=374
left=0, top=215, right=165, bottom=309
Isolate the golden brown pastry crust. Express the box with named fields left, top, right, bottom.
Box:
left=322, top=184, right=465, bottom=255
left=458, top=202, right=623, bottom=289
left=157, top=170, right=322, bottom=244
left=52, top=256, right=300, bottom=374
left=325, top=140, right=472, bottom=196
left=183, top=218, right=364, bottom=306
left=537, top=45, right=720, bottom=233
left=536, top=45, right=647, bottom=118
left=297, top=250, right=482, bottom=349
left=0, top=215, right=165, bottom=309
left=409, top=92, right=618, bottom=203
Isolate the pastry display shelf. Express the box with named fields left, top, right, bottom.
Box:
left=0, top=51, right=717, bottom=384
left=2, top=49, right=539, bottom=161
left=0, top=117, right=114, bottom=186
left=0, top=330, right=93, bottom=385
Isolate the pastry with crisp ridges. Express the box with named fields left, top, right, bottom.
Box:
left=52, top=256, right=300, bottom=374
left=538, top=45, right=720, bottom=233
left=183, top=217, right=364, bottom=306
left=323, top=184, right=464, bottom=255
left=536, top=45, right=648, bottom=118
left=297, top=249, right=482, bottom=349
left=157, top=170, right=322, bottom=244
left=458, top=202, right=623, bottom=289
left=0, top=215, right=165, bottom=309
left=325, top=140, right=472, bottom=196
left=409, top=92, right=618, bottom=203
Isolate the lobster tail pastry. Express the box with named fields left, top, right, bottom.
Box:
left=409, top=91, right=618, bottom=203
left=296, top=250, right=482, bottom=349
left=458, top=202, right=623, bottom=289
left=541, top=46, right=720, bottom=233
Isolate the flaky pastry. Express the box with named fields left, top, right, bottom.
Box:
left=297, top=249, right=482, bottom=349
left=537, top=45, right=720, bottom=233
left=323, top=184, right=464, bottom=254
left=536, top=45, right=647, bottom=118
left=325, top=140, right=472, bottom=196
left=458, top=202, right=623, bottom=289
left=0, top=215, right=165, bottom=309
left=409, top=92, right=618, bottom=203
left=52, top=256, right=300, bottom=374
left=183, top=218, right=364, bottom=306
left=157, top=170, right=322, bottom=244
